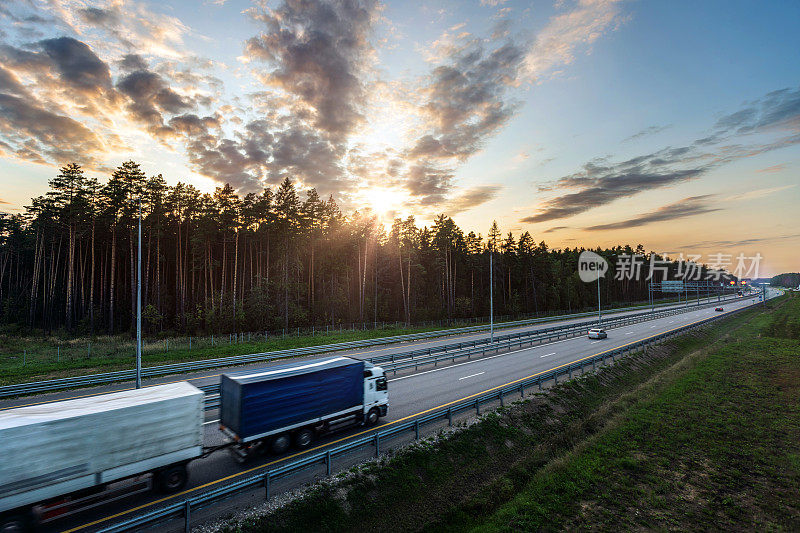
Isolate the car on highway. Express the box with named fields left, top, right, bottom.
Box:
left=715, top=307, right=724, bottom=312
left=587, top=327, right=607, bottom=339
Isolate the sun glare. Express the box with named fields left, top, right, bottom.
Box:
left=362, top=187, right=403, bottom=218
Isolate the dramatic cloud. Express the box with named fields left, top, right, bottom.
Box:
left=401, top=0, right=624, bottom=207
left=522, top=156, right=705, bottom=223
left=0, top=93, right=106, bottom=164
left=117, top=69, right=192, bottom=132
left=524, top=85, right=800, bottom=225
left=584, top=195, right=720, bottom=231
left=244, top=0, right=378, bottom=138
left=39, top=36, right=112, bottom=94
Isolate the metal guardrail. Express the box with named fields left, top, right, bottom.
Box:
left=190, top=298, right=734, bottom=411
left=0, top=297, right=739, bottom=399
left=97, top=301, right=756, bottom=533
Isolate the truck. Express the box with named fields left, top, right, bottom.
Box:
left=0, top=382, right=204, bottom=531
left=219, top=356, right=388, bottom=461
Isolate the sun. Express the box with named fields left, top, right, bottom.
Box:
left=358, top=186, right=413, bottom=221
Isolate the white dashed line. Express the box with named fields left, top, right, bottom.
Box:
left=540, top=352, right=556, bottom=358
left=458, top=372, right=485, bottom=381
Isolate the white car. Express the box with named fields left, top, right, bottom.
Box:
left=588, top=328, right=607, bottom=339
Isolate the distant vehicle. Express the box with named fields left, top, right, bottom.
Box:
left=220, top=356, right=389, bottom=461
left=715, top=307, right=724, bottom=312
left=588, top=328, right=607, bottom=339
left=0, top=383, right=205, bottom=531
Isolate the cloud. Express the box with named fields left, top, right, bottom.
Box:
left=0, top=92, right=106, bottom=164
left=400, top=0, right=624, bottom=207
left=622, top=124, right=672, bottom=142
left=723, top=184, right=796, bottom=202
left=445, top=185, right=501, bottom=214
left=523, top=0, right=625, bottom=80
left=522, top=158, right=705, bottom=223
left=584, top=195, right=720, bottom=231
left=244, top=0, right=378, bottom=138
left=544, top=225, right=568, bottom=233
left=39, top=36, right=112, bottom=94
left=0, top=66, right=29, bottom=97
left=714, top=87, right=800, bottom=134
left=681, top=233, right=800, bottom=249
left=757, top=164, right=786, bottom=173
left=117, top=69, right=192, bottom=132
left=523, top=85, right=800, bottom=224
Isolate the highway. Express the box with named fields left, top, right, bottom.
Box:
left=32, top=293, right=767, bottom=533
left=0, top=295, right=735, bottom=412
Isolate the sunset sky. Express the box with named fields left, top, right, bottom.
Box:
left=0, top=0, right=798, bottom=275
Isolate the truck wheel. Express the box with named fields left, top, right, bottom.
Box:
left=364, top=407, right=380, bottom=427
left=294, top=428, right=315, bottom=449
left=156, top=464, right=188, bottom=493
left=0, top=513, right=31, bottom=533
left=271, top=434, right=291, bottom=454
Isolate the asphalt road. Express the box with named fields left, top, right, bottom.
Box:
left=0, top=295, right=738, bottom=413
left=38, top=293, right=768, bottom=533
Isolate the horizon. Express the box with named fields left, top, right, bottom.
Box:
left=1, top=1, right=799, bottom=276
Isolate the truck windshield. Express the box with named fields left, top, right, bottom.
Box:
left=376, top=377, right=388, bottom=391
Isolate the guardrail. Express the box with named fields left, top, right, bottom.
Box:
left=189, top=299, right=735, bottom=411
left=97, top=301, right=755, bottom=533
left=0, top=296, right=740, bottom=399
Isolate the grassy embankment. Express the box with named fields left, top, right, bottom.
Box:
left=226, top=294, right=799, bottom=532
left=0, top=296, right=696, bottom=385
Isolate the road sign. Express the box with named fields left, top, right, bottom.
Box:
left=660, top=281, right=684, bottom=293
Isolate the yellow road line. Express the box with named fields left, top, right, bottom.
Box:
left=63, top=310, right=733, bottom=532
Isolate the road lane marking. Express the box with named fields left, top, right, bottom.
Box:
left=2, top=301, right=735, bottom=412
left=458, top=372, right=485, bottom=381
left=65, top=304, right=754, bottom=533
left=203, top=419, right=220, bottom=426
left=540, top=352, right=556, bottom=358
left=626, top=332, right=634, bottom=335
left=590, top=341, right=600, bottom=344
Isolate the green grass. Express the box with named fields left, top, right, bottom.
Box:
left=0, top=325, right=445, bottom=385
left=224, top=293, right=799, bottom=533
left=0, top=295, right=702, bottom=385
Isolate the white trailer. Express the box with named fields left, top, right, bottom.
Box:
left=0, top=382, right=204, bottom=530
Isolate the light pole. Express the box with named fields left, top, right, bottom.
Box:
left=136, top=197, right=142, bottom=389
left=596, top=273, right=601, bottom=324
left=489, top=249, right=494, bottom=342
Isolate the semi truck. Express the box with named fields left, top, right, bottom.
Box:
left=0, top=356, right=389, bottom=530
left=0, top=382, right=204, bottom=531
left=220, top=356, right=389, bottom=461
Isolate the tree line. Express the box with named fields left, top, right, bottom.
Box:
left=0, top=161, right=692, bottom=336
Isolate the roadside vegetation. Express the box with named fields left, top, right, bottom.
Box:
left=0, top=296, right=687, bottom=385
left=223, top=294, right=799, bottom=532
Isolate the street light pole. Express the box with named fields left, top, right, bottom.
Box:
left=489, top=249, right=494, bottom=342
left=596, top=273, right=601, bottom=324
left=136, top=197, right=142, bottom=389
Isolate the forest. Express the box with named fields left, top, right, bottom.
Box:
left=0, top=161, right=693, bottom=336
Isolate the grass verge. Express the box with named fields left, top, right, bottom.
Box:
left=221, top=294, right=798, bottom=532
left=0, top=295, right=710, bottom=386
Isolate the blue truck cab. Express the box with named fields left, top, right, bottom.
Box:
left=219, top=356, right=388, bottom=460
